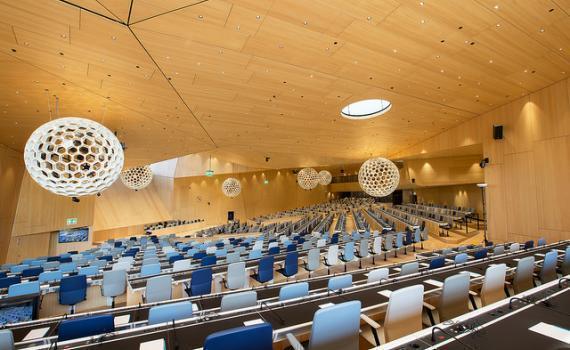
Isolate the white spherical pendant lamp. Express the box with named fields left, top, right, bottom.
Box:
left=297, top=167, right=319, bottom=190
left=121, top=165, right=153, bottom=190
left=222, top=177, right=242, bottom=198
left=24, top=117, right=124, bottom=197
left=358, top=157, right=400, bottom=197
left=318, top=170, right=332, bottom=186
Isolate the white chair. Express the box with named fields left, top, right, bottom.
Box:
left=173, top=259, right=192, bottom=272
left=220, top=291, right=257, bottom=312
left=102, top=270, right=127, bottom=308
left=424, top=272, right=470, bottom=324
left=480, top=263, right=507, bottom=307
left=512, top=256, right=535, bottom=294
left=225, top=262, right=247, bottom=290
left=367, top=268, right=389, bottom=284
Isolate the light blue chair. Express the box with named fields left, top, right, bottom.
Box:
left=400, top=261, right=419, bottom=276
left=248, top=250, right=262, bottom=260
left=286, top=300, right=361, bottom=350
left=454, top=253, right=469, bottom=265
left=60, top=262, right=77, bottom=274
left=0, top=329, right=14, bottom=350
left=10, top=265, right=29, bottom=274
left=537, top=238, right=546, bottom=246
left=539, top=250, right=558, bottom=283
left=39, top=270, right=63, bottom=283
left=220, top=291, right=257, bottom=312
left=8, top=281, right=40, bottom=297
left=340, top=242, right=355, bottom=272
left=225, top=262, right=246, bottom=290
left=78, top=266, right=99, bottom=277
left=328, top=274, right=352, bottom=291
left=148, top=301, right=194, bottom=325
left=140, top=263, right=161, bottom=277
left=279, top=282, right=309, bottom=301
left=145, top=275, right=172, bottom=303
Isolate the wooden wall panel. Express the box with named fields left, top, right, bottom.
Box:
left=92, top=175, right=174, bottom=232
left=5, top=232, right=51, bottom=263
left=412, top=184, right=484, bottom=216
left=11, top=173, right=95, bottom=237
left=0, top=145, right=24, bottom=263
left=406, top=155, right=484, bottom=187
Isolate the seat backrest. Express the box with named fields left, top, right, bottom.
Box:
left=481, top=263, right=507, bottom=306
left=8, top=281, right=40, bottom=297
left=220, top=291, right=257, bottom=312
left=537, top=238, right=546, bottom=247
left=326, top=245, right=339, bottom=265
left=39, top=270, right=63, bottom=283
left=257, top=256, right=274, bottom=283
left=58, top=315, right=115, bottom=342
left=102, top=270, right=127, bottom=298
left=227, top=262, right=246, bottom=290
left=414, top=229, right=421, bottom=243
left=562, top=246, right=570, bottom=276
left=59, top=275, right=87, bottom=306
left=78, top=266, right=99, bottom=277
left=358, top=239, right=369, bottom=257
left=316, top=239, right=326, bottom=248
left=429, top=257, right=445, bottom=270
left=384, top=235, right=394, bottom=249
left=0, top=330, right=14, bottom=350
left=173, top=259, right=191, bottom=272
left=284, top=252, right=299, bottom=276
left=400, top=261, right=419, bottom=276
left=473, top=248, right=488, bottom=260
left=454, top=253, right=468, bottom=265
left=279, top=282, right=309, bottom=301
left=373, top=236, right=382, bottom=254
left=203, top=322, right=273, bottom=350
left=513, top=256, right=535, bottom=294
left=248, top=250, right=262, bottom=260
left=306, top=248, right=320, bottom=271
left=367, top=268, right=389, bottom=284
left=308, top=300, right=361, bottom=350
left=140, top=263, right=161, bottom=277
left=225, top=252, right=241, bottom=264
left=539, top=250, right=558, bottom=283
left=148, top=301, right=194, bottom=325
left=190, top=268, right=213, bottom=296
left=493, top=245, right=505, bottom=255
left=343, top=242, right=355, bottom=260
left=146, top=275, right=172, bottom=303
left=439, top=273, right=470, bottom=322
left=142, top=257, right=160, bottom=266
left=395, top=233, right=404, bottom=247
left=22, top=267, right=43, bottom=278
left=0, top=276, right=21, bottom=289
left=509, top=242, right=520, bottom=253
left=201, top=255, right=217, bottom=267
left=112, top=261, right=131, bottom=271
left=384, top=285, right=424, bottom=342
left=328, top=274, right=352, bottom=291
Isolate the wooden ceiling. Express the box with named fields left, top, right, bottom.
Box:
left=0, top=0, right=568, bottom=168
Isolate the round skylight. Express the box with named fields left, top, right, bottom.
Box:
left=341, top=99, right=392, bottom=120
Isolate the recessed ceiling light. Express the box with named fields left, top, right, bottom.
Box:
left=367, top=16, right=372, bottom=21
left=341, top=99, right=392, bottom=120
left=392, top=48, right=398, bottom=53
left=420, top=19, right=425, bottom=24
left=539, top=28, right=545, bottom=33
left=496, top=23, right=501, bottom=27
left=420, top=1, right=424, bottom=5
left=256, top=15, right=261, bottom=20
left=489, top=59, right=493, bottom=63
left=493, top=4, right=499, bottom=9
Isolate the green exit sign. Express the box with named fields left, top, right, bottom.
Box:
left=66, top=218, right=78, bottom=225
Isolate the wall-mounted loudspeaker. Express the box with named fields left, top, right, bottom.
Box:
left=493, top=125, right=503, bottom=140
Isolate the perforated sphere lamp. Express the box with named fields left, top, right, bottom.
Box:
left=358, top=157, right=400, bottom=197
left=222, top=177, right=242, bottom=198
left=318, top=170, right=332, bottom=186
left=24, top=117, right=124, bottom=197
left=120, top=165, right=153, bottom=191
left=297, top=168, right=319, bottom=190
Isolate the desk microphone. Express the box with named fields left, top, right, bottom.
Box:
left=260, top=300, right=285, bottom=325
left=430, top=326, right=475, bottom=350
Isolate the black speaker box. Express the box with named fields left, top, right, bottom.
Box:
left=493, top=125, right=503, bottom=140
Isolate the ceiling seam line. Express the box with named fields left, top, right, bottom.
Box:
left=58, top=0, right=126, bottom=25
left=127, top=26, right=218, bottom=148
left=128, top=0, right=210, bottom=26
left=93, top=0, right=124, bottom=22
left=127, top=0, right=135, bottom=25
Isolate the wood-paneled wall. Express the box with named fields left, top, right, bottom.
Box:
left=393, top=78, right=570, bottom=244
left=409, top=184, right=484, bottom=216
left=0, top=144, right=24, bottom=262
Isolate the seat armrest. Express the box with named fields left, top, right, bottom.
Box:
left=423, top=301, right=436, bottom=311
left=468, top=290, right=478, bottom=296
left=360, top=314, right=381, bottom=329
left=285, top=332, right=305, bottom=350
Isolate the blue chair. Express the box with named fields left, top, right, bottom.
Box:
left=340, top=242, right=355, bottom=271
left=140, top=263, right=161, bottom=277
left=193, top=252, right=207, bottom=260
left=148, top=301, right=194, bottom=325
left=328, top=275, right=352, bottom=291
left=428, top=256, right=445, bottom=270
left=279, top=282, right=309, bottom=301
left=252, top=256, right=274, bottom=283
left=169, top=254, right=184, bottom=265
left=0, top=276, right=21, bottom=289
left=248, top=250, right=262, bottom=260
left=473, top=248, right=488, bottom=260
left=203, top=322, right=273, bottom=350
left=524, top=240, right=534, bottom=249
left=22, top=267, right=43, bottom=278
left=59, top=275, right=87, bottom=313
left=11, top=265, right=30, bottom=274
left=58, top=314, right=115, bottom=341
left=186, top=268, right=212, bottom=296
left=98, top=255, right=112, bottom=262
left=268, top=247, right=280, bottom=255
left=59, top=257, right=72, bottom=264
left=201, top=255, right=217, bottom=267
left=8, top=281, right=40, bottom=297
left=59, top=262, right=76, bottom=274
left=0, top=271, right=6, bottom=279
left=47, top=256, right=60, bottom=262
left=39, top=270, right=63, bottom=283
left=537, top=238, right=546, bottom=246
left=286, top=244, right=297, bottom=252
left=278, top=252, right=298, bottom=278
